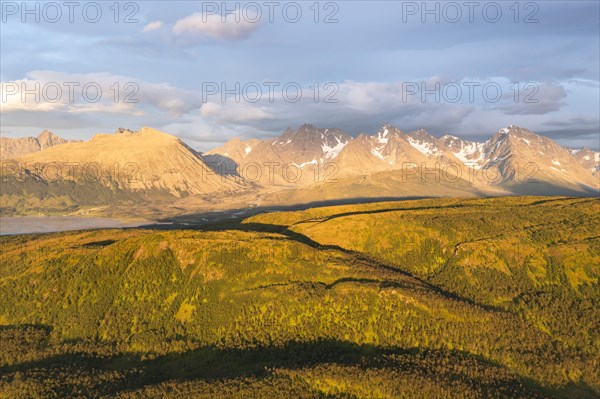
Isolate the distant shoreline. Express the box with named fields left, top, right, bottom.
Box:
left=0, top=216, right=151, bottom=236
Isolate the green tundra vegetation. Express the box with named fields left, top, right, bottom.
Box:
left=0, top=196, right=598, bottom=398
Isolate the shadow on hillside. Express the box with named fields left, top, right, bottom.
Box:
left=202, top=154, right=241, bottom=178
left=504, top=181, right=599, bottom=197
left=0, top=323, right=53, bottom=334
left=140, top=196, right=434, bottom=231
left=142, top=193, right=597, bottom=234
left=279, top=202, right=474, bottom=226
left=259, top=222, right=506, bottom=312
left=0, top=337, right=561, bottom=398
left=140, top=202, right=508, bottom=313
left=238, top=276, right=418, bottom=294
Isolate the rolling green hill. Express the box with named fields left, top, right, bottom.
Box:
left=0, top=197, right=598, bottom=398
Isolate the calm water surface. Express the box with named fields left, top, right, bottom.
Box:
left=0, top=216, right=148, bottom=235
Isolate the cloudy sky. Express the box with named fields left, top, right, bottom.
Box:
left=1, top=1, right=599, bottom=150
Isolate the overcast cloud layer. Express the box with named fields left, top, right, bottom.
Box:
left=1, top=1, right=598, bottom=150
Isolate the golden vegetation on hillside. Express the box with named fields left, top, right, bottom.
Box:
left=0, top=197, right=598, bottom=398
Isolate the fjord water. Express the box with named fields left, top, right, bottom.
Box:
left=0, top=216, right=147, bottom=235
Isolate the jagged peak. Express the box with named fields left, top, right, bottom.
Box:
left=275, top=124, right=349, bottom=146
left=406, top=128, right=435, bottom=142
left=115, top=127, right=136, bottom=135
left=497, top=125, right=534, bottom=136
left=37, top=129, right=57, bottom=140
left=441, top=134, right=460, bottom=140
left=299, top=123, right=316, bottom=130
left=376, top=124, right=403, bottom=138
left=89, top=126, right=178, bottom=143
left=36, top=130, right=71, bottom=148
left=380, top=123, right=403, bottom=130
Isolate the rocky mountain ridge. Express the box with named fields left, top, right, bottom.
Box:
left=1, top=124, right=598, bottom=217
left=0, top=130, right=77, bottom=160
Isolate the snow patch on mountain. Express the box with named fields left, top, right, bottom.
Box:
left=371, top=148, right=385, bottom=160
left=407, top=137, right=438, bottom=156
left=377, top=128, right=390, bottom=145
left=273, top=138, right=292, bottom=146
left=322, top=137, right=347, bottom=159
left=441, top=135, right=459, bottom=144
left=292, top=159, right=318, bottom=168
left=453, top=141, right=485, bottom=166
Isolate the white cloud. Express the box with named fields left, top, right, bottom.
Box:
left=1, top=70, right=202, bottom=116
left=143, top=21, right=164, bottom=32
left=200, top=101, right=272, bottom=122
left=4, top=73, right=596, bottom=151
left=173, top=10, right=260, bottom=40
left=496, top=82, right=567, bottom=115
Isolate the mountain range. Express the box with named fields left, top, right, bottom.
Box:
left=1, top=124, right=598, bottom=217
left=0, top=130, right=78, bottom=160
left=208, top=123, right=598, bottom=196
